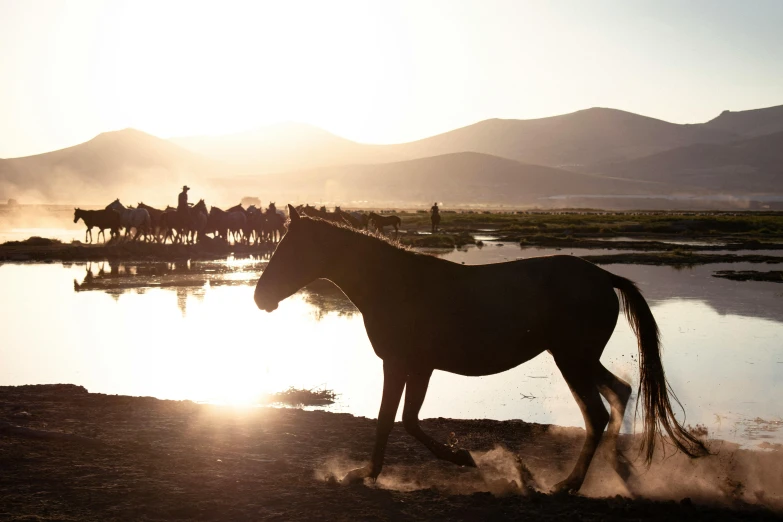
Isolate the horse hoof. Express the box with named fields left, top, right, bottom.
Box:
left=454, top=448, right=477, bottom=467
left=551, top=478, right=581, bottom=496
left=341, top=466, right=371, bottom=485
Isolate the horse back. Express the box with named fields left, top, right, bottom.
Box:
left=362, top=255, right=618, bottom=374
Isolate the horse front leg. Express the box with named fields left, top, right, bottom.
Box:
left=402, top=370, right=476, bottom=467
left=342, top=362, right=406, bottom=484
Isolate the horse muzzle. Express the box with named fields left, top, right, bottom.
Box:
left=254, top=290, right=279, bottom=313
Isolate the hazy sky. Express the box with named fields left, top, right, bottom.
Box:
left=1, top=0, right=782, bottom=158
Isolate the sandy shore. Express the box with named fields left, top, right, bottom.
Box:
left=0, top=385, right=781, bottom=520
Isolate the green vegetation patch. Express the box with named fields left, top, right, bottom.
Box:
left=712, top=270, right=783, bottom=283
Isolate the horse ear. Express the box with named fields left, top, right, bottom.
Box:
left=288, top=204, right=300, bottom=222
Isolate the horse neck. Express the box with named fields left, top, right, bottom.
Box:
left=319, top=227, right=408, bottom=312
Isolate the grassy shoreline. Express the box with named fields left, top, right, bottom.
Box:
left=2, top=210, right=783, bottom=265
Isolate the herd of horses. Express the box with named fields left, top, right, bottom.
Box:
left=72, top=200, right=404, bottom=245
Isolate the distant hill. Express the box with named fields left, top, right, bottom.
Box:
left=387, top=108, right=736, bottom=168
left=596, top=131, right=783, bottom=193
left=172, top=108, right=742, bottom=173
left=169, top=105, right=783, bottom=200
left=219, top=152, right=667, bottom=206
left=702, top=104, right=783, bottom=138
left=171, top=122, right=405, bottom=172
left=0, top=129, right=220, bottom=204
left=4, top=102, right=783, bottom=207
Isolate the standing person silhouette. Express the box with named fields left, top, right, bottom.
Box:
left=430, top=202, right=440, bottom=233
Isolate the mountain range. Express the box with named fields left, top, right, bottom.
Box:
left=2, top=104, right=782, bottom=207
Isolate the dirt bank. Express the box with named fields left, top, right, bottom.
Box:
left=0, top=385, right=780, bottom=520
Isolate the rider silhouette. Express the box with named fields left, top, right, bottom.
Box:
left=178, top=185, right=190, bottom=216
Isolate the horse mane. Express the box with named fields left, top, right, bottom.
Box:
left=302, top=215, right=413, bottom=254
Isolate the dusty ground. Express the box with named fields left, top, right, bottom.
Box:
left=1, top=385, right=781, bottom=521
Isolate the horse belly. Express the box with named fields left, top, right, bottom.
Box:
left=427, top=309, right=550, bottom=376
left=417, top=263, right=618, bottom=376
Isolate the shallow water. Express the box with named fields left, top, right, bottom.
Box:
left=596, top=236, right=728, bottom=247
left=1, top=246, right=782, bottom=449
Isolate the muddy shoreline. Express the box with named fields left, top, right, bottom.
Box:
left=0, top=385, right=781, bottom=520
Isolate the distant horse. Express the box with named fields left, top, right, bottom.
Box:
left=247, top=206, right=266, bottom=245
left=228, top=204, right=254, bottom=244
left=105, top=199, right=151, bottom=241
left=138, top=202, right=164, bottom=242
left=189, top=199, right=208, bottom=243
left=262, top=202, right=287, bottom=243
left=299, top=204, right=343, bottom=224
left=254, top=206, right=708, bottom=494
left=158, top=200, right=208, bottom=244
left=208, top=206, right=247, bottom=243
left=334, top=207, right=366, bottom=229
left=367, top=212, right=401, bottom=234
left=160, top=208, right=188, bottom=244
left=73, top=208, right=120, bottom=243
left=353, top=211, right=370, bottom=229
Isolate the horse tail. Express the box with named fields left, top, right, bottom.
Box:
left=610, top=273, right=709, bottom=464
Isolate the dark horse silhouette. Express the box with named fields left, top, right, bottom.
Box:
left=367, top=212, right=401, bottom=234
left=160, top=199, right=208, bottom=244
left=254, top=206, right=707, bottom=494
left=208, top=206, right=247, bottom=243
left=263, top=203, right=287, bottom=243
left=138, top=202, right=164, bottom=242
left=73, top=208, right=121, bottom=243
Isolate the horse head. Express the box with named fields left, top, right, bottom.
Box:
left=73, top=208, right=81, bottom=223
left=254, top=205, right=328, bottom=313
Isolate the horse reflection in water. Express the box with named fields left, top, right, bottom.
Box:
left=254, top=205, right=708, bottom=494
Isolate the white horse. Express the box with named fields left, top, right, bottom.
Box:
left=106, top=199, right=151, bottom=241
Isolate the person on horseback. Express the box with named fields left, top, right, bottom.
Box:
left=430, top=202, right=440, bottom=233
left=178, top=185, right=191, bottom=217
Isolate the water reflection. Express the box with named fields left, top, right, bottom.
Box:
left=71, top=259, right=356, bottom=320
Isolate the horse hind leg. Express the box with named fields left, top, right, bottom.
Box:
left=596, top=363, right=633, bottom=481
left=402, top=370, right=476, bottom=467
left=552, top=358, right=610, bottom=494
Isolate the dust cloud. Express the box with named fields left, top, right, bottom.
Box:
left=316, top=436, right=783, bottom=511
